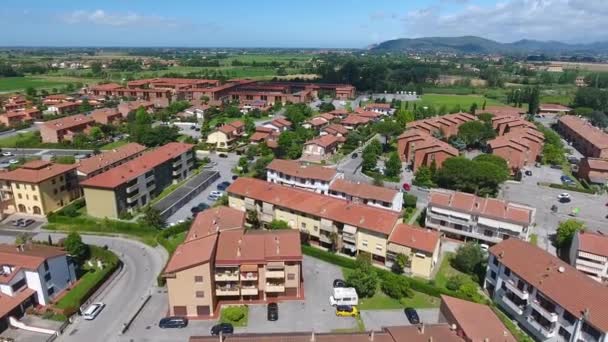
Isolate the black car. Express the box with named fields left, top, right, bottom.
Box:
left=404, top=307, right=420, bottom=324
left=267, top=302, right=279, bottom=321
left=218, top=153, right=228, bottom=158
left=210, top=323, right=234, bottom=336
left=351, top=153, right=358, bottom=159
left=217, top=181, right=231, bottom=190
left=333, top=279, right=347, bottom=288
left=232, top=175, right=239, bottom=180
left=524, top=170, right=532, bottom=176
left=159, top=316, right=188, bottom=329
left=191, top=203, right=210, bottom=214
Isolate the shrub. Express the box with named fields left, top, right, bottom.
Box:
left=223, top=306, right=246, bottom=322
left=346, top=267, right=378, bottom=298
left=380, top=273, right=412, bottom=299
left=445, top=275, right=467, bottom=291
left=452, top=242, right=485, bottom=275
left=62, top=306, right=79, bottom=317
left=403, top=194, right=417, bottom=209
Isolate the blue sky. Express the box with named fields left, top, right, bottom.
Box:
left=0, top=0, right=607, bottom=47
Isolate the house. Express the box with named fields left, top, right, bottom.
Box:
left=263, top=118, right=292, bottom=132
left=575, top=76, right=587, bottom=87
left=539, top=104, right=572, bottom=115
left=163, top=206, right=302, bottom=318
left=365, top=103, right=392, bottom=115
left=178, top=105, right=209, bottom=121
left=578, top=158, right=608, bottom=185
left=206, top=120, right=245, bottom=149
left=354, top=108, right=383, bottom=121
left=117, top=100, right=155, bottom=117
left=318, top=112, right=338, bottom=122
left=266, top=159, right=338, bottom=194
left=396, top=129, right=459, bottom=172
left=76, top=143, right=147, bottom=179
left=557, top=116, right=608, bottom=159
left=249, top=127, right=278, bottom=146
left=0, top=244, right=77, bottom=333
left=485, top=239, right=608, bottom=342
left=227, top=178, right=401, bottom=264
left=0, top=108, right=42, bottom=127
left=387, top=224, right=440, bottom=278
left=40, top=114, right=95, bottom=143
left=301, top=135, right=341, bottom=162
left=569, top=230, right=608, bottom=283
left=87, top=83, right=123, bottom=97
left=328, top=179, right=402, bottom=212
left=46, top=101, right=79, bottom=115
left=322, top=124, right=349, bottom=138
left=240, top=100, right=270, bottom=113
left=407, top=112, right=475, bottom=138
left=482, top=105, right=526, bottom=118
left=90, top=108, right=124, bottom=125
left=341, top=114, right=371, bottom=130
left=487, top=129, right=544, bottom=173
left=492, top=116, right=538, bottom=136
left=2, top=96, right=31, bottom=112
left=426, top=188, right=535, bottom=244
left=42, top=94, right=74, bottom=105
left=0, top=160, right=81, bottom=216
left=80, top=143, right=195, bottom=218
left=303, top=117, right=329, bottom=130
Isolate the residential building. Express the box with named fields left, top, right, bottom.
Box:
left=386, top=224, right=440, bottom=278
left=266, top=159, right=338, bottom=194
left=341, top=114, right=371, bottom=130
left=179, top=105, right=209, bottom=121
left=406, top=112, right=476, bottom=138
left=487, top=128, right=544, bottom=173
left=263, top=118, right=292, bottom=132
left=328, top=179, right=402, bottom=212
left=0, top=244, right=76, bottom=333
left=76, top=143, right=147, bottom=179
left=575, top=76, right=588, bottom=87
left=354, top=110, right=383, bottom=122
left=322, top=124, right=349, bottom=138
left=2, top=96, right=31, bottom=112
left=46, top=101, right=79, bottom=115
left=87, top=83, right=123, bottom=97
left=0, top=160, right=80, bottom=216
left=190, top=324, right=465, bottom=342
left=227, top=178, right=401, bottom=264
left=249, top=127, right=278, bottom=146
left=240, top=100, right=270, bottom=113
left=163, top=206, right=302, bottom=318
left=117, top=100, right=155, bottom=117
left=206, top=120, right=245, bottom=149
left=0, top=108, right=42, bottom=127
left=557, top=116, right=608, bottom=159
left=439, top=295, right=516, bottom=342
left=482, top=105, right=526, bottom=118
left=40, top=114, right=95, bottom=143
left=90, top=108, right=124, bottom=125
left=569, top=231, right=608, bottom=283
left=80, top=142, right=195, bottom=218
left=396, top=129, right=459, bottom=172
left=578, top=158, right=608, bottom=185
left=426, top=189, right=535, bottom=244
left=485, top=239, right=608, bottom=342
left=42, top=94, right=73, bottom=106
left=303, top=116, right=329, bottom=130
left=301, top=135, right=342, bottom=162
left=492, top=116, right=538, bottom=136
left=365, top=103, right=392, bottom=115
left=539, top=104, right=572, bottom=115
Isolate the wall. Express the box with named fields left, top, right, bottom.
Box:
left=84, top=187, right=118, bottom=219
left=44, top=255, right=76, bottom=302
left=24, top=270, right=44, bottom=305
left=357, top=229, right=388, bottom=259
left=206, top=131, right=229, bottom=148
left=166, top=263, right=215, bottom=317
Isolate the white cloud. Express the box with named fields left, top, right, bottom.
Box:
left=402, top=0, right=608, bottom=43
left=63, top=9, right=179, bottom=28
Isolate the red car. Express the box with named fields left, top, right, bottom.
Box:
left=402, top=183, right=411, bottom=191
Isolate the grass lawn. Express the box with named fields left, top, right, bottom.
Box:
left=419, top=94, right=502, bottom=109
left=0, top=76, right=102, bottom=93
left=54, top=246, right=119, bottom=310
left=220, top=306, right=249, bottom=327
left=100, top=139, right=130, bottom=150
left=0, top=131, right=38, bottom=148
left=400, top=291, right=441, bottom=308
left=529, top=234, right=538, bottom=246
left=161, top=231, right=187, bottom=255
left=433, top=252, right=472, bottom=290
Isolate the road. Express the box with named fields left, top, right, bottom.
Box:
left=0, top=231, right=167, bottom=342
left=0, top=122, right=40, bottom=139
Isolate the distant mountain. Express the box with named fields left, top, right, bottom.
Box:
left=371, top=36, right=608, bottom=55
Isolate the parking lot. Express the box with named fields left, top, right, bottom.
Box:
left=121, top=256, right=358, bottom=341
left=360, top=309, right=439, bottom=331
left=0, top=214, right=45, bottom=233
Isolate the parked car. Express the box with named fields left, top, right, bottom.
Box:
left=218, top=153, right=228, bottom=158
left=333, top=279, right=347, bottom=288
left=524, top=170, right=532, bottom=176
left=267, top=302, right=279, bottom=321
left=82, top=302, right=105, bottom=320
left=404, top=307, right=420, bottom=324
left=336, top=305, right=359, bottom=317
left=159, top=316, right=188, bottom=329
left=479, top=243, right=489, bottom=252
left=210, top=323, right=234, bottom=336
left=402, top=183, right=411, bottom=192
left=351, top=153, right=358, bottom=159
left=11, top=219, right=24, bottom=226
left=20, top=219, right=35, bottom=227
left=190, top=125, right=196, bottom=130
left=557, top=193, right=571, bottom=202
left=1, top=151, right=13, bottom=156
left=208, top=191, right=224, bottom=201
left=216, top=181, right=231, bottom=191
left=191, top=203, right=210, bottom=214
left=560, top=175, right=574, bottom=184
left=8, top=159, right=19, bottom=165
left=232, top=175, right=239, bottom=180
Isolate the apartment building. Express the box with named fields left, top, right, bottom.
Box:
left=396, top=129, right=459, bottom=172
left=492, top=116, right=538, bottom=136
left=46, top=101, right=79, bottom=115
left=90, top=108, right=124, bottom=125
left=485, top=239, right=608, bottom=342
left=558, top=116, right=608, bottom=159
left=406, top=112, right=476, bottom=138
left=0, top=160, right=80, bottom=216
left=206, top=120, right=245, bottom=149
left=80, top=142, right=195, bottom=218
left=76, top=143, right=147, bottom=179
left=488, top=128, right=544, bottom=172
left=301, top=135, right=342, bottom=162
left=2, top=96, right=31, bottom=112
left=425, top=189, right=535, bottom=244
left=365, top=103, right=392, bottom=115
left=0, top=244, right=76, bottom=333
left=87, top=83, right=123, bottom=97
left=569, top=231, right=608, bottom=284
left=227, top=178, right=402, bottom=264
left=329, top=179, right=402, bottom=212
left=40, top=114, right=95, bottom=143
left=0, top=108, right=42, bottom=127
left=263, top=118, right=292, bottom=132
left=386, top=224, right=440, bottom=278
left=578, top=158, right=608, bottom=185
left=163, top=206, right=302, bottom=318
left=117, top=100, right=155, bottom=117
left=266, top=159, right=338, bottom=194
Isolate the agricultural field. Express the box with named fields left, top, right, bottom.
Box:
left=419, top=93, right=503, bottom=109
left=0, top=76, right=101, bottom=93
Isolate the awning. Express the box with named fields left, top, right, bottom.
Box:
left=431, top=207, right=470, bottom=220
left=240, top=264, right=258, bottom=272
left=267, top=261, right=285, bottom=269
left=343, top=225, right=357, bottom=234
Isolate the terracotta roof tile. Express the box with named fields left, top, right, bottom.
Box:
left=0, top=162, right=76, bottom=184
left=577, top=231, right=608, bottom=257
left=559, top=116, right=608, bottom=149
left=329, top=179, right=397, bottom=203
left=388, top=224, right=440, bottom=254
left=304, top=135, right=340, bottom=148
left=186, top=206, right=245, bottom=241
left=77, top=143, right=146, bottom=175
left=267, top=159, right=337, bottom=182
left=163, top=234, right=218, bottom=274
left=42, top=114, right=95, bottom=132
left=215, top=229, right=302, bottom=265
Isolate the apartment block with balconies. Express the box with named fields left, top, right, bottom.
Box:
left=485, top=239, right=608, bottom=342
left=569, top=231, right=608, bottom=284
left=265, top=159, right=338, bottom=194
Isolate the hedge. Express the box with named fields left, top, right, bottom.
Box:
left=301, top=245, right=358, bottom=269
left=542, top=182, right=596, bottom=194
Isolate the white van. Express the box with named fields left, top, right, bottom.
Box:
left=82, top=302, right=105, bottom=320
left=329, top=287, right=358, bottom=306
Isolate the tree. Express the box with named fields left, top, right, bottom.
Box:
left=79, top=99, right=93, bottom=112
left=243, top=116, right=255, bottom=134
left=589, top=111, right=608, bottom=129
left=452, top=242, right=485, bottom=276
left=361, top=149, right=377, bottom=173
left=346, top=267, right=378, bottom=298
left=64, top=232, right=90, bottom=263
left=268, top=220, right=290, bottom=230
left=25, top=87, right=37, bottom=97
left=318, top=102, right=335, bottom=113
left=477, top=113, right=493, bottom=123
left=556, top=219, right=585, bottom=249
left=435, top=156, right=509, bottom=196
left=89, top=126, right=103, bottom=141
left=91, top=62, right=103, bottom=75
left=140, top=206, right=165, bottom=229
left=15, top=232, right=32, bottom=246
left=457, top=121, right=496, bottom=147
left=246, top=210, right=260, bottom=229
left=403, top=194, right=417, bottom=209
left=413, top=166, right=434, bottom=188
left=380, top=272, right=412, bottom=299
left=391, top=253, right=410, bottom=274
left=445, top=275, right=467, bottom=291
left=238, top=156, right=249, bottom=174
left=374, top=120, right=402, bottom=150
left=527, top=87, right=540, bottom=115
left=469, top=102, right=478, bottom=115
left=384, top=152, right=402, bottom=178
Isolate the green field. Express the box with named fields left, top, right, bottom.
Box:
left=419, top=94, right=502, bottom=109
left=0, top=76, right=101, bottom=93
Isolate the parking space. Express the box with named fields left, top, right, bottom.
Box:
left=519, top=164, right=563, bottom=185
left=0, top=214, right=45, bottom=232
left=1, top=328, right=52, bottom=342
left=175, top=123, right=202, bottom=140
left=360, top=308, right=439, bottom=331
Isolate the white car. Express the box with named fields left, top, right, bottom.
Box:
left=557, top=193, right=571, bottom=200
left=479, top=243, right=490, bottom=252
left=82, top=302, right=105, bottom=320
left=8, top=159, right=19, bottom=165
left=2, top=151, right=13, bottom=156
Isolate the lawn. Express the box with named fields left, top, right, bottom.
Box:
left=220, top=306, right=249, bottom=327
left=54, top=246, right=119, bottom=310
left=100, top=139, right=130, bottom=150
left=419, top=94, right=502, bottom=110
left=433, top=252, right=472, bottom=290
left=160, top=231, right=187, bottom=255
left=0, top=76, right=102, bottom=93
left=0, top=131, right=39, bottom=148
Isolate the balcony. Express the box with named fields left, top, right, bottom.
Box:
left=266, top=270, right=285, bottom=278
left=172, top=169, right=182, bottom=176
left=530, top=299, right=559, bottom=322
left=342, top=233, right=356, bottom=244
left=526, top=317, right=556, bottom=338
left=576, top=258, right=605, bottom=270
left=215, top=271, right=239, bottom=281
left=501, top=294, right=525, bottom=315
left=504, top=278, right=529, bottom=300
left=241, top=272, right=258, bottom=281
left=319, top=234, right=332, bottom=244
left=126, top=193, right=140, bottom=204
left=216, top=286, right=240, bottom=296
left=241, top=286, right=259, bottom=296
left=126, top=183, right=139, bottom=193
left=265, top=283, right=285, bottom=293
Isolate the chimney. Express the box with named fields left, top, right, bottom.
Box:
left=237, top=247, right=241, bottom=257
left=369, top=331, right=374, bottom=341
left=418, top=324, right=425, bottom=335
left=310, top=331, right=315, bottom=342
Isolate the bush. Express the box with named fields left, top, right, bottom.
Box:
left=452, top=242, right=485, bottom=276
left=380, top=273, right=412, bottom=299
left=547, top=183, right=596, bottom=194
left=445, top=275, right=467, bottom=291
left=403, top=194, right=417, bottom=209
left=301, top=245, right=358, bottom=269
left=223, top=306, right=246, bottom=322
left=346, top=268, right=378, bottom=298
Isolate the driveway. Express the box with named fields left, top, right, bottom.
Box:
left=360, top=308, right=440, bottom=331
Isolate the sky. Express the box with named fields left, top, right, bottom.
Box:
left=0, top=0, right=607, bottom=48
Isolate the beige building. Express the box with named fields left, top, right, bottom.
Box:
left=387, top=224, right=441, bottom=278
left=76, top=143, right=146, bottom=179
left=163, top=206, right=303, bottom=318
left=0, top=160, right=80, bottom=216
left=206, top=121, right=245, bottom=149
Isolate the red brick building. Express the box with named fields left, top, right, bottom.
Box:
left=558, top=115, right=608, bottom=158
left=0, top=108, right=41, bottom=127
left=406, top=112, right=476, bottom=138
left=578, top=158, right=608, bottom=185
left=40, top=114, right=95, bottom=143
left=397, top=129, right=459, bottom=171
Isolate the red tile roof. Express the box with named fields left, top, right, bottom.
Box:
left=163, top=234, right=218, bottom=274
left=186, top=206, right=245, bottom=241
left=0, top=288, right=36, bottom=318
left=490, top=239, right=608, bottom=332
left=228, top=178, right=400, bottom=235
left=90, top=107, right=122, bottom=122
left=80, top=142, right=194, bottom=189
left=585, top=158, right=608, bottom=171
left=482, top=105, right=525, bottom=117
left=539, top=103, right=572, bottom=111
left=215, top=229, right=302, bottom=265
left=304, top=135, right=340, bottom=148
left=365, top=103, right=391, bottom=109
left=77, top=143, right=146, bottom=175
left=271, top=118, right=292, bottom=128
left=0, top=161, right=76, bottom=184
left=577, top=231, right=608, bottom=257
left=42, top=114, right=95, bottom=132
left=90, top=83, right=122, bottom=91
left=267, top=159, right=337, bottom=182
left=329, top=179, right=397, bottom=203
left=341, top=114, right=370, bottom=125
left=323, top=124, right=349, bottom=136
left=559, top=115, right=608, bottom=149
left=388, top=224, right=440, bottom=254
left=0, top=244, right=67, bottom=272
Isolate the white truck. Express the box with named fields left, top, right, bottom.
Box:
left=329, top=287, right=358, bottom=306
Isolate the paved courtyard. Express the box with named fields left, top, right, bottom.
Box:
left=360, top=308, right=440, bottom=331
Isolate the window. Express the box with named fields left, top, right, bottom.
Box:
left=504, top=267, right=511, bottom=277
left=60, top=176, right=64, bottom=181
left=47, top=287, right=55, bottom=296
left=60, top=185, right=65, bottom=191
left=563, top=311, right=576, bottom=325
left=194, top=276, right=203, bottom=283
left=44, top=273, right=51, bottom=282
left=362, top=240, right=368, bottom=247
left=492, top=256, right=499, bottom=266
left=558, top=327, right=571, bottom=340
left=15, top=184, right=20, bottom=189
left=30, top=185, right=35, bottom=190
left=195, top=291, right=205, bottom=298
left=44, top=260, right=49, bottom=271
left=17, top=193, right=22, bottom=199
left=490, top=271, right=497, bottom=280
left=375, top=244, right=383, bottom=252
left=52, top=179, right=56, bottom=185
left=287, top=273, right=295, bottom=280
left=25, top=195, right=29, bottom=200
left=301, top=222, right=306, bottom=229
left=53, top=189, right=58, bottom=195
left=33, top=195, right=38, bottom=201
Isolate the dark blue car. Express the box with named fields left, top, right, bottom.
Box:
left=216, top=181, right=231, bottom=190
